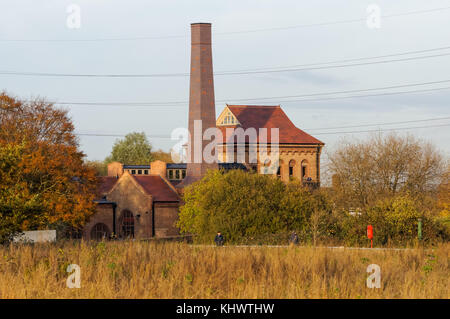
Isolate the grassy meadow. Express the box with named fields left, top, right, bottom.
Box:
left=0, top=241, right=448, bottom=299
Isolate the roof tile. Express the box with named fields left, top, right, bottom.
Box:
left=133, top=175, right=180, bottom=202
left=219, top=105, right=323, bottom=145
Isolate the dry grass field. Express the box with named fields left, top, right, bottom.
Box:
left=0, top=241, right=448, bottom=299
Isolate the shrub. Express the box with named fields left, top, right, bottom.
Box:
left=177, top=170, right=331, bottom=244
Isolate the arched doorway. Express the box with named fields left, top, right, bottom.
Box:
left=120, top=210, right=135, bottom=238
left=91, top=223, right=110, bottom=240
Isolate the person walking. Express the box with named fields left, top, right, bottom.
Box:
left=214, top=231, right=225, bottom=246
left=289, top=231, right=299, bottom=245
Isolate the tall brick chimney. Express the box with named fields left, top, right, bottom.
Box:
left=178, top=23, right=218, bottom=187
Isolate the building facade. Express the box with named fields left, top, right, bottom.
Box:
left=217, top=105, right=324, bottom=186
left=83, top=169, right=180, bottom=240
left=82, top=22, right=324, bottom=240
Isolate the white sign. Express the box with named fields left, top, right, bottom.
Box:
left=13, top=230, right=56, bottom=243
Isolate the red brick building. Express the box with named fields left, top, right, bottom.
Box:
left=217, top=104, right=323, bottom=184
left=82, top=22, right=323, bottom=240
left=83, top=169, right=180, bottom=240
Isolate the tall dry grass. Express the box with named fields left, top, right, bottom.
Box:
left=0, top=241, right=448, bottom=298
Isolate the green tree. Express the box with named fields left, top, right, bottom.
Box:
left=336, top=194, right=449, bottom=246
left=177, top=170, right=330, bottom=244
left=105, top=132, right=153, bottom=165
left=86, top=160, right=108, bottom=176
left=152, top=149, right=173, bottom=163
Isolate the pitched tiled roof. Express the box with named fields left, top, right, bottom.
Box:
left=97, top=176, right=118, bottom=196
left=133, top=176, right=180, bottom=202
left=218, top=105, right=323, bottom=145
left=97, top=175, right=179, bottom=202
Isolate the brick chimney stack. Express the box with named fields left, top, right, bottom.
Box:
left=178, top=23, right=218, bottom=187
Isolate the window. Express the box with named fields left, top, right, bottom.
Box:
left=221, top=112, right=237, bottom=126
left=144, top=170, right=148, bottom=175
left=121, top=211, right=134, bottom=238
left=168, top=169, right=174, bottom=179
left=276, top=166, right=281, bottom=178
left=181, top=169, right=186, bottom=179
left=138, top=170, right=142, bottom=175
left=131, top=170, right=136, bottom=175
left=91, top=223, right=110, bottom=240
left=175, top=169, right=180, bottom=179
left=301, top=160, right=308, bottom=180
left=289, top=160, right=295, bottom=177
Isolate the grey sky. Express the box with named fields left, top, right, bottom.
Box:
left=1, top=0, right=449, bottom=162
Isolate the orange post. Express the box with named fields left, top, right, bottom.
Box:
left=367, top=225, right=373, bottom=248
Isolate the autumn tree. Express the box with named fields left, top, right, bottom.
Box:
left=0, top=143, right=45, bottom=243
left=0, top=92, right=97, bottom=241
left=328, top=133, right=445, bottom=209
left=436, top=166, right=450, bottom=232
left=105, top=132, right=153, bottom=165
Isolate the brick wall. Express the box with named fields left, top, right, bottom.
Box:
left=83, top=203, right=115, bottom=240
left=154, top=202, right=180, bottom=237
left=107, top=173, right=153, bottom=239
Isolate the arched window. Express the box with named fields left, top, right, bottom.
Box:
left=289, top=160, right=296, bottom=177
left=301, top=160, right=309, bottom=180
left=91, top=223, right=110, bottom=240
left=121, top=210, right=134, bottom=238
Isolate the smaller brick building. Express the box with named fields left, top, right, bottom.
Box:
left=83, top=168, right=180, bottom=240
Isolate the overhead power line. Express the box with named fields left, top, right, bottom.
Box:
left=74, top=122, right=450, bottom=139
left=275, top=86, right=450, bottom=104
left=2, top=6, right=450, bottom=42
left=216, top=6, right=450, bottom=35
left=306, top=116, right=450, bottom=131
left=224, top=80, right=450, bottom=102
left=313, top=123, right=450, bottom=135
left=217, top=53, right=450, bottom=76
left=31, top=79, right=450, bottom=107
left=2, top=52, right=450, bottom=78
left=220, top=45, right=450, bottom=72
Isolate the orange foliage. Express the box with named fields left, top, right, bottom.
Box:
left=0, top=92, right=97, bottom=229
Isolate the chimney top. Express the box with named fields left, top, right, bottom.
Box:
left=190, top=22, right=212, bottom=45
left=191, top=22, right=211, bottom=25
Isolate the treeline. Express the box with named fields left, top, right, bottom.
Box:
left=0, top=93, right=97, bottom=243
left=178, top=134, right=449, bottom=246
left=87, top=132, right=174, bottom=176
